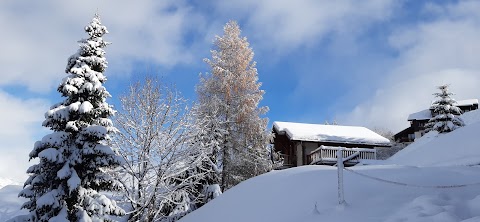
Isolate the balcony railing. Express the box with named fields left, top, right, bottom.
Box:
left=307, top=146, right=377, bottom=165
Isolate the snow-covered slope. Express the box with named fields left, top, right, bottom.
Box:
left=461, top=109, right=480, bottom=125
left=0, top=185, right=27, bottom=221
left=0, top=178, right=21, bottom=189
left=180, top=165, right=480, bottom=222
left=388, top=109, right=480, bottom=166
left=3, top=112, right=479, bottom=221
left=180, top=110, right=480, bottom=222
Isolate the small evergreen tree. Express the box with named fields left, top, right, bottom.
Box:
left=12, top=14, right=124, bottom=222
left=425, top=84, right=465, bottom=133
left=188, top=104, right=224, bottom=205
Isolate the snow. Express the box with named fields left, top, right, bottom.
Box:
left=179, top=110, right=480, bottom=222
left=46, top=105, right=70, bottom=120
left=84, top=125, right=107, bottom=137
left=204, top=184, right=222, bottom=200
left=454, top=99, right=478, bottom=107
left=57, top=164, right=72, bottom=179
left=79, top=101, right=94, bottom=113
left=48, top=207, right=69, bottom=222
left=67, top=170, right=81, bottom=193
left=69, top=101, right=81, bottom=112
left=461, top=109, right=480, bottom=125
left=36, top=190, right=57, bottom=207
left=179, top=165, right=480, bottom=222
left=387, top=110, right=480, bottom=166
left=407, top=99, right=478, bottom=121
left=0, top=178, right=21, bottom=189
left=5, top=14, right=122, bottom=222
left=407, top=109, right=431, bottom=120
left=66, top=121, right=79, bottom=131
left=38, top=148, right=59, bottom=162
left=273, top=121, right=390, bottom=146
left=0, top=185, right=27, bottom=221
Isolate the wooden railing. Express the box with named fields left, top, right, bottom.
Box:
left=307, top=146, right=376, bottom=165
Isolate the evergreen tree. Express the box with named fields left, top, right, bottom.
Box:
left=196, top=20, right=271, bottom=191
left=12, top=14, right=124, bottom=222
left=426, top=84, right=465, bottom=133
left=187, top=104, right=224, bottom=205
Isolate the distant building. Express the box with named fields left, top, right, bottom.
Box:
left=272, top=121, right=391, bottom=168
left=394, top=99, right=478, bottom=142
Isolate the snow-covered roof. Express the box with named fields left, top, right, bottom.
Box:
left=407, top=109, right=431, bottom=121
left=455, top=99, right=478, bottom=107
left=408, top=99, right=478, bottom=121
left=273, top=121, right=390, bottom=146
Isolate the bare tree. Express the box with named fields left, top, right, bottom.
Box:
left=113, top=76, right=198, bottom=221
left=372, top=127, right=394, bottom=142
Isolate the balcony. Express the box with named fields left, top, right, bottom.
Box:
left=307, top=146, right=377, bottom=166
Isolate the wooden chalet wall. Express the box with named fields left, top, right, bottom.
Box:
left=272, top=129, right=296, bottom=166
left=272, top=128, right=383, bottom=167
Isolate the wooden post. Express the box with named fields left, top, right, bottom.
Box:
left=337, top=148, right=346, bottom=206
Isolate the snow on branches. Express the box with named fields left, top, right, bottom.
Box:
left=196, top=20, right=272, bottom=191
left=113, top=76, right=207, bottom=222
left=11, top=14, right=124, bottom=222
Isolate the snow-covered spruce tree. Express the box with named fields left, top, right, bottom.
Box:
left=11, top=15, right=124, bottom=222
left=196, top=20, right=272, bottom=191
left=425, top=84, right=465, bottom=133
left=186, top=104, right=224, bottom=206
left=113, top=76, right=202, bottom=222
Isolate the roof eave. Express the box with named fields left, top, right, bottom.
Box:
left=290, top=139, right=391, bottom=147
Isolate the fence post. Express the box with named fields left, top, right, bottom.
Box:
left=337, top=148, right=346, bottom=206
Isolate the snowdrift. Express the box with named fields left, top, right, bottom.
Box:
left=179, top=165, right=480, bottom=222
left=4, top=111, right=480, bottom=221
left=388, top=109, right=480, bottom=166
left=180, top=110, right=480, bottom=222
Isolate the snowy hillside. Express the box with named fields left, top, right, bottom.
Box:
left=180, top=165, right=480, bottom=222
left=461, top=108, right=480, bottom=125
left=386, top=123, right=480, bottom=166
left=3, top=112, right=480, bottom=222
left=0, top=178, right=25, bottom=221
left=0, top=185, right=27, bottom=221
left=180, top=110, right=480, bottom=222
left=388, top=109, right=480, bottom=166
left=0, top=178, right=20, bottom=189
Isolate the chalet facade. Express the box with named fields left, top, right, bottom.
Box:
left=272, top=121, right=391, bottom=167
left=394, top=99, right=479, bottom=142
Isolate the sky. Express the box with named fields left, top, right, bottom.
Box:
left=1, top=0, right=480, bottom=181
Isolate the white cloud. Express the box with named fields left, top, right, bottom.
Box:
left=0, top=90, right=48, bottom=182
left=3, top=1, right=480, bottom=181
left=0, top=0, right=217, bottom=183
left=211, top=0, right=398, bottom=53
left=337, top=1, right=480, bottom=132
left=205, top=0, right=403, bottom=127
left=0, top=0, right=214, bottom=182
left=0, top=0, right=208, bottom=93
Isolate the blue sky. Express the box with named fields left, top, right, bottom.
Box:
left=1, top=0, right=480, bottom=181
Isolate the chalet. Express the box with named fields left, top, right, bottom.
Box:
left=394, top=99, right=479, bottom=142
left=272, top=121, right=391, bottom=168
